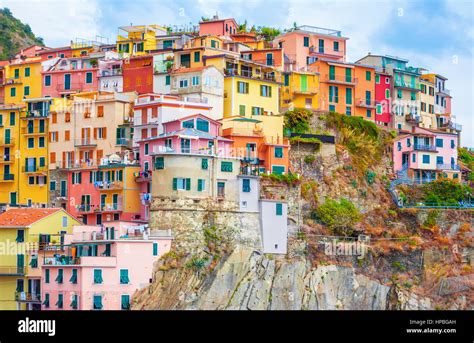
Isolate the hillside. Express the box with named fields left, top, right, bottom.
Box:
left=132, top=111, right=473, bottom=310
left=0, top=8, right=44, bottom=60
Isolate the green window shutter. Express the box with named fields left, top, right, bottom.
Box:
left=375, top=74, right=380, bottom=84
left=153, top=242, right=158, bottom=256
left=43, top=293, right=50, bottom=307
left=165, top=75, right=170, bottom=85
left=274, top=147, right=283, bottom=158
left=29, top=256, right=38, bottom=268
left=276, top=203, right=283, bottom=216
left=94, top=269, right=103, bottom=284
left=221, top=161, right=233, bottom=172
left=303, top=36, right=309, bottom=47
left=242, top=179, right=251, bottom=192
left=185, top=178, right=191, bottom=190
left=70, top=269, right=78, bottom=284
left=239, top=105, right=245, bottom=116
left=194, top=51, right=200, bottom=62
left=56, top=294, right=63, bottom=308
left=196, top=118, right=209, bottom=132
left=45, top=269, right=50, bottom=283
left=155, top=157, right=164, bottom=169
left=345, top=88, right=352, bottom=105
left=120, top=269, right=130, bottom=284
left=93, top=295, right=103, bottom=310
left=201, top=158, right=208, bottom=170
left=121, top=295, right=130, bottom=310
left=329, top=66, right=335, bottom=80
left=71, top=295, right=78, bottom=309
left=366, top=71, right=371, bottom=81
left=56, top=269, right=63, bottom=283
left=197, top=179, right=203, bottom=192
left=172, top=178, right=178, bottom=190
left=345, top=68, right=351, bottom=82
left=272, top=166, right=285, bottom=175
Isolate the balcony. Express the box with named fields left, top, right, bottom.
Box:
left=437, top=163, right=460, bottom=171
left=56, top=159, right=100, bottom=170
left=0, top=173, right=15, bottom=182
left=77, top=203, right=123, bottom=213
left=405, top=114, right=421, bottom=123
left=224, top=68, right=278, bottom=82
left=23, top=110, right=49, bottom=118
left=56, top=83, right=84, bottom=93
left=0, top=155, right=13, bottom=164
left=324, top=74, right=357, bottom=85
left=140, top=192, right=151, bottom=204
left=441, top=121, right=462, bottom=131
left=15, top=292, right=41, bottom=303
left=43, top=255, right=117, bottom=267
left=0, top=266, right=25, bottom=276
left=100, top=69, right=122, bottom=77
left=413, top=144, right=437, bottom=152
left=116, top=138, right=132, bottom=148
left=4, top=77, right=22, bottom=85
left=0, top=138, right=15, bottom=146
left=21, top=126, right=47, bottom=135
left=94, top=181, right=124, bottom=190
left=135, top=170, right=152, bottom=183
left=437, top=87, right=450, bottom=96
left=355, top=98, right=376, bottom=108
left=291, top=86, right=318, bottom=95
left=394, top=79, right=420, bottom=91
left=22, top=166, right=48, bottom=174
left=74, top=138, right=97, bottom=147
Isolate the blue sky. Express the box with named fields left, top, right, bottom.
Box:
left=1, top=0, right=473, bottom=145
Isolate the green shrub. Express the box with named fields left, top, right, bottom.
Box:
left=284, top=108, right=313, bottom=133
left=312, top=198, right=362, bottom=235
left=422, top=179, right=472, bottom=205
left=424, top=210, right=440, bottom=227
left=366, top=170, right=376, bottom=185
left=262, top=172, right=301, bottom=185
left=304, top=155, right=316, bottom=164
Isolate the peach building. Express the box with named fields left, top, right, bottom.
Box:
left=273, top=25, right=348, bottom=72
left=40, top=221, right=172, bottom=310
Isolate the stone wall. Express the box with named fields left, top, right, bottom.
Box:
left=49, top=169, right=68, bottom=208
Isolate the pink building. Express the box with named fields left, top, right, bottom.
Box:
left=375, top=72, right=391, bottom=125
left=40, top=221, right=172, bottom=310
left=393, top=126, right=460, bottom=183
left=273, top=25, right=347, bottom=71
left=42, top=56, right=99, bottom=97
left=135, top=113, right=233, bottom=219
left=199, top=17, right=238, bottom=36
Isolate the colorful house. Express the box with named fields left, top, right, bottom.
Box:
left=0, top=207, right=80, bottom=310
left=280, top=70, right=319, bottom=111
left=199, top=16, right=238, bottom=36
left=374, top=71, right=391, bottom=126
left=273, top=25, right=348, bottom=72
left=117, top=25, right=168, bottom=56
left=393, top=126, right=460, bottom=183
left=65, top=157, right=142, bottom=225
left=122, top=55, right=154, bottom=94
left=419, top=77, right=437, bottom=129
left=40, top=221, right=172, bottom=310
left=3, top=56, right=42, bottom=104
left=220, top=115, right=290, bottom=174
left=41, top=56, right=99, bottom=98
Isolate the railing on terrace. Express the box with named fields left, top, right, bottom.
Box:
left=56, top=159, right=101, bottom=169
left=23, top=110, right=49, bottom=118
left=436, top=163, right=460, bottom=170
left=56, top=83, right=84, bottom=92
left=22, top=166, right=48, bottom=174
left=74, top=138, right=97, bottom=147
left=406, top=114, right=421, bottom=123
left=94, top=181, right=124, bottom=190
left=0, top=155, right=13, bottom=163
left=15, top=292, right=41, bottom=302
left=437, top=87, right=451, bottom=96
left=116, top=138, right=132, bottom=147
left=413, top=144, right=437, bottom=152
left=291, top=86, right=318, bottom=95
left=0, top=138, right=15, bottom=146
left=324, top=74, right=357, bottom=85
left=355, top=98, right=376, bottom=108
left=4, top=77, right=22, bottom=85
left=394, top=79, right=420, bottom=90
left=295, top=25, right=342, bottom=37
left=224, top=68, right=277, bottom=82
left=0, top=173, right=15, bottom=181
left=76, top=203, right=123, bottom=213
left=0, top=266, right=25, bottom=275
left=100, top=69, right=122, bottom=77
left=441, top=121, right=462, bottom=131
left=21, top=126, right=46, bottom=134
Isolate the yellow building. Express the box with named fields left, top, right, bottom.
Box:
left=117, top=25, right=168, bottom=56
left=419, top=78, right=436, bottom=129
left=280, top=71, right=319, bottom=111
left=0, top=99, right=51, bottom=207
left=0, top=208, right=80, bottom=310
left=206, top=55, right=280, bottom=117
left=3, top=58, right=42, bottom=105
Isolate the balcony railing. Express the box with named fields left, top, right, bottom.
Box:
left=94, top=181, right=124, bottom=190
left=23, top=110, right=49, bottom=118
left=441, top=121, right=462, bottom=131
left=74, top=138, right=97, bottom=147
left=394, top=79, right=420, bottom=90
left=77, top=203, right=123, bottom=213
left=22, top=166, right=48, bottom=174
left=224, top=68, right=277, bottom=82
left=414, top=144, right=437, bottom=152
left=0, top=138, right=15, bottom=146
left=56, top=83, right=84, bottom=92
left=100, top=69, right=122, bottom=77
left=0, top=155, right=13, bottom=163
left=116, top=138, right=132, bottom=147
left=437, top=87, right=450, bottom=96
left=0, top=173, right=15, bottom=181
left=437, top=163, right=460, bottom=171
left=355, top=98, right=376, bottom=108
left=15, top=292, right=41, bottom=302
left=406, top=114, right=421, bottom=123
left=324, top=74, right=357, bottom=85
left=0, top=266, right=25, bottom=276
left=291, top=86, right=318, bottom=95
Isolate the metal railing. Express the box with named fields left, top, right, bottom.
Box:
left=74, top=138, right=97, bottom=147
left=0, top=138, right=15, bottom=146
left=0, top=266, right=25, bottom=275
left=355, top=98, right=376, bottom=108
left=394, top=79, right=420, bottom=90
left=22, top=166, right=48, bottom=173
left=324, top=74, right=357, bottom=85
left=436, top=163, right=460, bottom=170
left=77, top=203, right=123, bottom=213
left=94, top=181, right=124, bottom=190
left=413, top=144, right=437, bottom=152
left=15, top=292, right=41, bottom=302
left=0, top=173, right=15, bottom=181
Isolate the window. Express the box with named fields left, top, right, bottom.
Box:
left=346, top=106, right=352, bottom=115
left=93, top=269, right=103, bottom=284
left=39, top=137, right=45, bottom=148
left=196, top=118, right=209, bottom=132
left=144, top=143, right=149, bottom=155
left=93, top=295, right=103, bottom=310
left=329, top=104, right=335, bottom=112
left=274, top=147, right=283, bottom=158
left=451, top=140, right=455, bottom=149
left=252, top=107, right=263, bottom=115
left=345, top=88, right=352, bottom=105
left=165, top=75, right=170, bottom=85
left=192, top=76, right=200, bottom=86
left=284, top=74, right=289, bottom=86
left=9, top=112, right=15, bottom=125
left=397, top=142, right=401, bottom=151
left=237, top=81, right=249, bottom=94
left=407, top=138, right=411, bottom=147
left=260, top=85, right=272, bottom=97
left=376, top=104, right=382, bottom=114
left=410, top=92, right=416, bottom=101
left=71, top=294, right=78, bottom=309
left=16, top=229, right=24, bottom=243
left=365, top=71, right=371, bottom=81
left=239, top=105, right=245, bottom=116
left=14, top=69, right=19, bottom=78
left=50, top=181, right=56, bottom=191
left=318, top=39, right=324, bottom=53
left=242, top=179, right=251, bottom=192
left=182, top=119, right=194, bottom=128
left=435, top=138, right=443, bottom=147
left=375, top=74, right=380, bottom=84
left=217, top=182, right=225, bottom=197
left=276, top=203, right=283, bottom=216
left=303, top=36, right=309, bottom=47
left=221, top=161, right=233, bottom=172
left=201, top=158, right=208, bottom=170
left=272, top=166, right=285, bottom=175
left=43, top=293, right=50, bottom=308
left=62, top=216, right=68, bottom=228
left=422, top=155, right=430, bottom=164
left=121, top=295, right=130, bottom=310
left=24, top=67, right=30, bottom=77
left=28, top=138, right=34, bottom=148
left=45, top=269, right=50, bottom=283
left=366, top=109, right=371, bottom=118
left=397, top=89, right=402, bottom=99
left=24, top=86, right=30, bottom=96
left=333, top=41, right=339, bottom=51
left=194, top=51, right=200, bottom=62
left=86, top=72, right=93, bottom=84
left=329, top=86, right=338, bottom=103
left=154, top=157, right=164, bottom=170
left=56, top=294, right=63, bottom=309
left=172, top=178, right=191, bottom=191
left=70, top=269, right=78, bottom=284
left=412, top=153, right=416, bottom=163
left=72, top=172, right=82, bottom=184
left=179, top=79, right=188, bottom=88
left=153, top=242, right=158, bottom=256
left=197, top=179, right=205, bottom=192
left=10, top=87, right=16, bottom=97
left=120, top=269, right=130, bottom=284
left=329, top=66, right=335, bottom=80
left=56, top=269, right=63, bottom=284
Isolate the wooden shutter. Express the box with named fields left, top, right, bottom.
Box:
left=103, top=127, right=107, bottom=139
left=50, top=152, right=56, bottom=164
left=93, top=128, right=97, bottom=139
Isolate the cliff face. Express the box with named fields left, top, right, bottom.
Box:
left=132, top=245, right=436, bottom=310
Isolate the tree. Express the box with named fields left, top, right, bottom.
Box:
left=283, top=108, right=313, bottom=133
left=313, top=198, right=362, bottom=235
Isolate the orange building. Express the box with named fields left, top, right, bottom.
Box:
left=310, top=58, right=375, bottom=120
left=220, top=116, right=290, bottom=175
left=240, top=48, right=284, bottom=69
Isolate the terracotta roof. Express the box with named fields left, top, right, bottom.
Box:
left=0, top=208, right=63, bottom=227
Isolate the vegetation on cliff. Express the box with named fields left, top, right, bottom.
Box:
left=0, top=8, right=44, bottom=60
